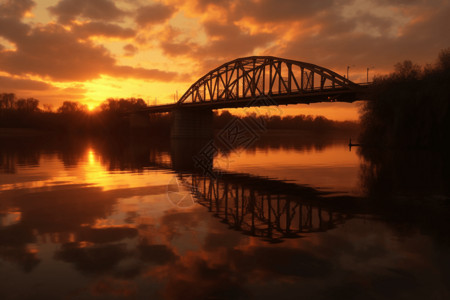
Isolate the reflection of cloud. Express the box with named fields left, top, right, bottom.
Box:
left=55, top=242, right=129, bottom=274
left=138, top=240, right=178, bottom=265
left=78, top=227, right=138, bottom=244
left=0, top=245, right=40, bottom=272
left=90, top=278, right=136, bottom=297
left=232, top=247, right=333, bottom=278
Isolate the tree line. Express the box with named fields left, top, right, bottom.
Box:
left=358, top=48, right=450, bottom=200
left=359, top=48, right=450, bottom=149
left=0, top=95, right=358, bottom=135
left=0, top=97, right=148, bottom=134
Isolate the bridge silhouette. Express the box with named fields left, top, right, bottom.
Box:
left=131, top=56, right=371, bottom=138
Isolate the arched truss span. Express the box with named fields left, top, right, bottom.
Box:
left=178, top=56, right=360, bottom=104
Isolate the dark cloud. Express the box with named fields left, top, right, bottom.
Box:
left=73, top=22, right=136, bottom=39
left=161, top=21, right=274, bottom=73
left=192, top=0, right=234, bottom=13
left=279, top=3, right=450, bottom=74
left=185, top=0, right=333, bottom=23
left=0, top=23, right=114, bottom=81
left=48, top=0, right=126, bottom=24
left=123, top=44, right=138, bottom=56
left=0, top=21, right=179, bottom=82
left=135, top=3, right=177, bottom=27
left=0, top=0, right=35, bottom=18
left=0, top=76, right=53, bottom=91
left=234, top=0, right=334, bottom=23
left=0, top=17, right=30, bottom=41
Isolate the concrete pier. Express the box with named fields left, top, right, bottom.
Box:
left=170, top=108, right=213, bottom=139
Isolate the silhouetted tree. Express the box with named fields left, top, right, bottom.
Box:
left=15, top=98, right=40, bottom=112
left=57, top=101, right=87, bottom=114
left=0, top=93, right=15, bottom=109
left=437, top=47, right=450, bottom=70
left=100, top=98, right=146, bottom=113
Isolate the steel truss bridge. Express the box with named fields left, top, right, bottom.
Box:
left=142, top=56, right=370, bottom=113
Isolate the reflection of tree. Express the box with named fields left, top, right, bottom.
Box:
left=357, top=49, right=450, bottom=244
left=0, top=137, right=43, bottom=173
left=359, top=147, right=450, bottom=244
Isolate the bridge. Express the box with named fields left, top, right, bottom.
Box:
left=131, top=56, right=371, bottom=138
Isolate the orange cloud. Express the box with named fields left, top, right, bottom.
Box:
left=0, top=20, right=180, bottom=82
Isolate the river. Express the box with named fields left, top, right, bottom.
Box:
left=0, top=132, right=448, bottom=299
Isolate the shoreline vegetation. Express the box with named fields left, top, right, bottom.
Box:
left=359, top=48, right=450, bottom=149
left=0, top=95, right=359, bottom=137
left=358, top=48, right=450, bottom=199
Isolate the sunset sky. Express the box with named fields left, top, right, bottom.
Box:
left=0, top=0, right=449, bottom=120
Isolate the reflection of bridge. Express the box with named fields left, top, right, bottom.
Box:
left=131, top=56, right=371, bottom=138
left=149, top=143, right=360, bottom=242
left=174, top=171, right=357, bottom=243
left=141, top=140, right=363, bottom=243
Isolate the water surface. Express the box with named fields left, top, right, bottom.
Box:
left=0, top=135, right=448, bottom=299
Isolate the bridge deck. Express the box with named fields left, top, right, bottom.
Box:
left=141, top=85, right=370, bottom=113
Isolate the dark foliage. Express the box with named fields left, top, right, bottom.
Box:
left=1, top=94, right=358, bottom=136
left=359, top=48, right=450, bottom=200
left=359, top=48, right=450, bottom=148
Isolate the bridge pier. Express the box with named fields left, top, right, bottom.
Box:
left=171, top=108, right=213, bottom=139
left=170, top=138, right=212, bottom=171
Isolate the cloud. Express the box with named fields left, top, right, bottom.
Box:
left=0, top=21, right=179, bottom=82
left=176, top=0, right=333, bottom=23
left=0, top=23, right=115, bottom=81
left=48, top=0, right=126, bottom=24
left=110, top=65, right=179, bottom=81
left=0, top=17, right=30, bottom=41
left=161, top=21, right=274, bottom=73
left=73, top=22, right=136, bottom=39
left=0, top=76, right=53, bottom=91
left=135, top=3, right=177, bottom=27
left=123, top=44, right=138, bottom=56
left=234, top=0, right=334, bottom=23
left=0, top=0, right=35, bottom=18
left=279, top=3, right=450, bottom=73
